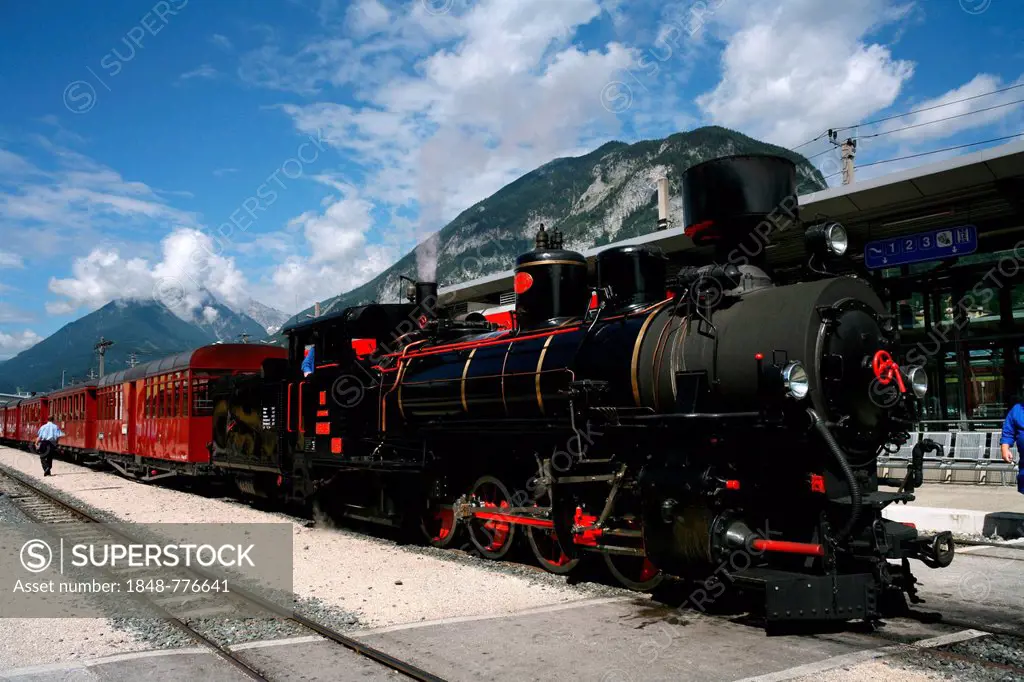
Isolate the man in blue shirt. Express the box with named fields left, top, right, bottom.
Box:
left=999, top=401, right=1024, bottom=493
left=35, top=416, right=65, bottom=477
left=301, top=346, right=315, bottom=377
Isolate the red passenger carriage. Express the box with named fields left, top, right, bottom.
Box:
left=16, top=395, right=48, bottom=444
left=0, top=401, right=18, bottom=443
left=46, top=383, right=97, bottom=459
left=99, top=344, right=286, bottom=479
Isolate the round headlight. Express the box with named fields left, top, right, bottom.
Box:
left=782, top=361, right=809, bottom=399
left=825, top=222, right=848, bottom=256
left=907, top=365, right=928, bottom=398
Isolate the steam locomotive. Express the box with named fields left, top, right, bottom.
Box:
left=209, top=155, right=954, bottom=624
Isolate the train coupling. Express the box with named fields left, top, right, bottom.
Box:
left=908, top=530, right=955, bottom=568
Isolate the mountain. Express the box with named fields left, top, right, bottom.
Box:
left=238, top=299, right=290, bottom=335
left=281, top=126, right=828, bottom=329
left=0, top=299, right=267, bottom=393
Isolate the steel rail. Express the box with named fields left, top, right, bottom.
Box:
left=0, top=464, right=447, bottom=682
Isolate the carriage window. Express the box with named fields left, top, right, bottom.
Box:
left=192, top=377, right=213, bottom=416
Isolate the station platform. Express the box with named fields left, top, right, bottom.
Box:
left=883, top=483, right=1024, bottom=539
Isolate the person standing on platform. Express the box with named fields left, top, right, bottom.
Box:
left=34, top=416, right=65, bottom=477
left=998, top=400, right=1024, bottom=493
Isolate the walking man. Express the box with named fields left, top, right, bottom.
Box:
left=34, top=416, right=64, bottom=477
left=999, top=399, right=1023, bottom=493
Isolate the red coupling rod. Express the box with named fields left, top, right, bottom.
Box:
left=751, top=539, right=825, bottom=556
left=470, top=510, right=555, bottom=529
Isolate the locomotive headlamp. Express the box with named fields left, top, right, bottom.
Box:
left=805, top=222, right=848, bottom=257
left=907, top=365, right=928, bottom=398
left=782, top=361, right=809, bottom=399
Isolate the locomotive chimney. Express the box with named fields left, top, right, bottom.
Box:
left=415, top=281, right=439, bottom=322
left=680, top=155, right=798, bottom=265
left=657, top=177, right=669, bottom=231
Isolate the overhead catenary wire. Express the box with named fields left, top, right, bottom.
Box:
left=857, top=97, right=1024, bottom=141
left=822, top=132, right=1024, bottom=180
left=792, top=81, right=1024, bottom=151
left=806, top=97, right=1024, bottom=162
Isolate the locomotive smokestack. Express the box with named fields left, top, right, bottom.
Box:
left=657, top=177, right=669, bottom=231
left=680, top=155, right=797, bottom=265
left=415, top=281, right=439, bottom=322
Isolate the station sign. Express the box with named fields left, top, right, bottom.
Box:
left=864, top=225, right=978, bottom=270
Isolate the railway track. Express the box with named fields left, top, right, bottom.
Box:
left=0, top=465, right=447, bottom=682
left=865, top=618, right=1024, bottom=679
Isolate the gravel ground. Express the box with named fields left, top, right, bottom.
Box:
left=887, top=648, right=1024, bottom=682
left=0, top=446, right=619, bottom=647
left=1, top=477, right=163, bottom=669
left=0, top=486, right=29, bottom=523
left=794, top=659, right=946, bottom=682
left=0, top=618, right=155, bottom=669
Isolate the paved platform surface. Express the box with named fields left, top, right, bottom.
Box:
left=906, top=484, right=1024, bottom=513
left=883, top=482, right=1024, bottom=538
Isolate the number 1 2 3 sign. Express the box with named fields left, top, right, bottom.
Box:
left=864, top=225, right=977, bottom=269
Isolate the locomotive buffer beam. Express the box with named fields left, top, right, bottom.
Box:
left=728, top=568, right=878, bottom=622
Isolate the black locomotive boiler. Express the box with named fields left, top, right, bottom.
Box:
left=209, top=154, right=954, bottom=626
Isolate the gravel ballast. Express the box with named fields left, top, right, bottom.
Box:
left=0, top=446, right=620, bottom=657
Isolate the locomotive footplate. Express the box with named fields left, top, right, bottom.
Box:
left=728, top=568, right=877, bottom=622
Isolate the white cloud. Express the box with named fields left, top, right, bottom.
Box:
left=696, top=0, right=915, bottom=147
left=258, top=180, right=397, bottom=310
left=274, top=0, right=630, bottom=266
left=0, top=302, right=32, bottom=323
left=871, top=74, right=1024, bottom=143
left=346, top=0, right=391, bottom=36
left=0, top=149, right=41, bottom=177
left=0, top=251, right=23, bottom=268
left=180, top=64, right=219, bottom=81
left=47, top=227, right=251, bottom=321
left=213, top=167, right=239, bottom=177
left=210, top=33, right=234, bottom=50
left=0, top=139, right=198, bottom=258
left=0, top=329, right=42, bottom=359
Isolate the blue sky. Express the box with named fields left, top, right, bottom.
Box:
left=0, top=0, right=1022, bottom=357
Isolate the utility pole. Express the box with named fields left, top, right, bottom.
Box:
left=87, top=368, right=97, bottom=381
left=314, top=302, right=321, bottom=317
left=127, top=352, right=138, bottom=368
left=828, top=129, right=856, bottom=185
left=94, top=337, right=114, bottom=378
left=61, top=370, right=66, bottom=388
